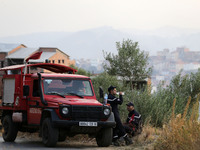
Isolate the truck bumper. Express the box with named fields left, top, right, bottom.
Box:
left=52, top=120, right=116, bottom=128
left=50, top=109, right=116, bottom=128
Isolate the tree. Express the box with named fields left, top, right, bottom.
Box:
left=69, top=65, right=91, bottom=77
left=103, top=39, right=152, bottom=89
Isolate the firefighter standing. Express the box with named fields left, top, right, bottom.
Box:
left=107, top=86, right=132, bottom=146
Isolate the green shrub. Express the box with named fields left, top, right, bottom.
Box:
left=92, top=70, right=200, bottom=127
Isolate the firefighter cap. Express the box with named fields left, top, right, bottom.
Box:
left=126, top=102, right=134, bottom=107
left=108, top=85, right=116, bottom=92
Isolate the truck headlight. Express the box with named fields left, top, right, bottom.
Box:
left=104, top=108, right=110, bottom=116
left=62, top=107, right=69, bottom=115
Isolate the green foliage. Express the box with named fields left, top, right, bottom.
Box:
left=69, top=64, right=91, bottom=77
left=166, top=70, right=200, bottom=115
left=119, top=88, right=152, bottom=123
left=91, top=69, right=200, bottom=127
left=92, top=72, right=124, bottom=102
left=103, top=39, right=152, bottom=88
left=118, top=86, right=171, bottom=126
left=126, top=70, right=200, bottom=127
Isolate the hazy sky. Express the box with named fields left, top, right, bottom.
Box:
left=0, top=0, right=200, bottom=37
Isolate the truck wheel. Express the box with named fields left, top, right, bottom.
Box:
left=58, top=133, right=67, bottom=142
left=2, top=115, right=18, bottom=142
left=42, top=118, right=58, bottom=147
left=96, top=128, right=113, bottom=147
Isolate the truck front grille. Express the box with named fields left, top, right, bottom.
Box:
left=71, top=106, right=103, bottom=121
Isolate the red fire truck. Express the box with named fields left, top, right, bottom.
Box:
left=0, top=61, right=115, bottom=147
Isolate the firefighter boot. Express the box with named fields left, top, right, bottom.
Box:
left=123, top=135, right=133, bottom=145
left=112, top=138, right=120, bottom=146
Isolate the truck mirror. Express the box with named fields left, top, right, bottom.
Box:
left=23, top=85, right=30, bottom=96
left=99, top=87, right=104, bottom=98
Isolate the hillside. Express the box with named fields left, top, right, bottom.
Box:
left=0, top=26, right=200, bottom=59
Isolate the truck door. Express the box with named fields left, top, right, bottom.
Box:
left=27, top=79, right=42, bottom=125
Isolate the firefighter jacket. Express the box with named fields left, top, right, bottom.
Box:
left=126, top=110, right=141, bottom=129
left=107, top=93, right=123, bottom=115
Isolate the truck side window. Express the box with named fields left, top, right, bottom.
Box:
left=32, top=80, right=40, bottom=97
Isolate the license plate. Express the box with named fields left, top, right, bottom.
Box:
left=79, top=122, right=98, bottom=127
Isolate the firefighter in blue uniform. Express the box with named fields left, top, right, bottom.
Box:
left=123, top=102, right=142, bottom=136
left=107, top=86, right=132, bottom=146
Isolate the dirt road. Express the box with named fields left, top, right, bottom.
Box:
left=0, top=135, right=139, bottom=150
left=0, top=125, right=156, bottom=150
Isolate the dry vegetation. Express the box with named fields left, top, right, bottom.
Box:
left=154, top=96, right=200, bottom=150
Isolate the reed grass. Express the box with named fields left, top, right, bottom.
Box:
left=154, top=96, right=200, bottom=150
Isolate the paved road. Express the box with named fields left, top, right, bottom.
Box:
left=0, top=136, right=111, bottom=150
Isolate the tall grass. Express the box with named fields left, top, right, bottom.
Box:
left=119, top=86, right=185, bottom=127
left=92, top=70, right=200, bottom=127
left=120, top=71, right=200, bottom=127
left=154, top=96, right=200, bottom=150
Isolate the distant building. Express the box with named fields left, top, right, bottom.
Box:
left=5, top=47, right=75, bottom=67
left=75, top=58, right=104, bottom=74
left=149, top=46, right=200, bottom=87
left=155, top=76, right=165, bottom=81
left=157, top=48, right=169, bottom=57
left=6, top=47, right=38, bottom=66
left=0, top=43, right=26, bottom=67
left=38, top=47, right=75, bottom=67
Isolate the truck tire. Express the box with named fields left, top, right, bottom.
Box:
left=58, top=133, right=67, bottom=142
left=42, top=118, right=58, bottom=147
left=96, top=127, right=113, bottom=147
left=2, top=115, right=18, bottom=142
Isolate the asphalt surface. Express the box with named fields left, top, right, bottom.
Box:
left=0, top=136, right=109, bottom=150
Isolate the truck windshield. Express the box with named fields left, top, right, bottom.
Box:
left=43, top=78, right=93, bottom=97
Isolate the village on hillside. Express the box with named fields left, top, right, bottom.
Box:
left=149, top=47, right=200, bottom=88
